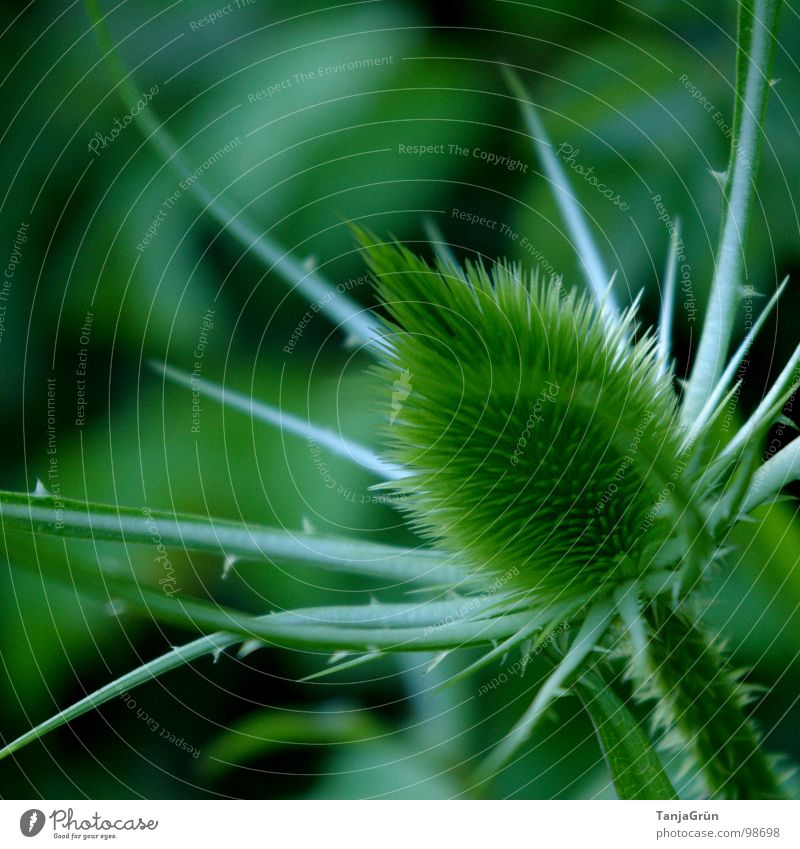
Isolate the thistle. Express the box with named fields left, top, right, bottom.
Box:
left=363, top=237, right=688, bottom=607
left=358, top=231, right=788, bottom=796
left=0, top=0, right=794, bottom=801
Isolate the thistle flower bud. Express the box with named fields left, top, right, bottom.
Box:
left=363, top=236, right=688, bottom=607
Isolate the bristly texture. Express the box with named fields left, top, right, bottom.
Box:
left=360, top=232, right=688, bottom=607
left=360, top=233, right=788, bottom=798
left=642, top=599, right=783, bottom=799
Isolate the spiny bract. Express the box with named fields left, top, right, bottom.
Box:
left=363, top=236, right=693, bottom=606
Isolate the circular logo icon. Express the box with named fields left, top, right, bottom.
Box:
left=19, top=810, right=46, bottom=837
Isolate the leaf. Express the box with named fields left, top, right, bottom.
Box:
left=0, top=632, right=240, bottom=762
left=713, top=333, right=800, bottom=469
left=423, top=216, right=462, bottom=273
left=0, top=575, right=535, bottom=761
left=155, top=362, right=406, bottom=479
left=12, top=561, right=534, bottom=652
left=681, top=0, right=783, bottom=420
left=713, top=435, right=767, bottom=524
left=478, top=599, right=615, bottom=778
left=438, top=599, right=579, bottom=691
left=657, top=219, right=680, bottom=377
left=682, top=277, right=788, bottom=446
left=299, top=651, right=384, bottom=682
left=574, top=667, right=678, bottom=800
left=503, top=68, right=616, bottom=313
left=741, top=436, right=800, bottom=513
left=200, top=705, right=386, bottom=777
left=0, top=489, right=466, bottom=587
left=84, top=0, right=381, bottom=349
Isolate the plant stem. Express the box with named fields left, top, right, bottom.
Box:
left=644, top=600, right=783, bottom=799
left=575, top=666, right=678, bottom=800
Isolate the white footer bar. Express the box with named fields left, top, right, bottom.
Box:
left=1, top=800, right=797, bottom=848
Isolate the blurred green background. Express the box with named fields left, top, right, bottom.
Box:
left=1, top=0, right=799, bottom=799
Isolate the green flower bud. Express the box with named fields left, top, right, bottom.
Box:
left=362, top=235, right=688, bottom=607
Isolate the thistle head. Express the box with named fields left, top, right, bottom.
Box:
left=361, top=235, right=695, bottom=609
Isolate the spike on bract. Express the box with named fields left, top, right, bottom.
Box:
left=361, top=234, right=689, bottom=607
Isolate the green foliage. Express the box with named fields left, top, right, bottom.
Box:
left=0, top=0, right=797, bottom=802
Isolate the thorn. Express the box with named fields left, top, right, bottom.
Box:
left=105, top=599, right=127, bottom=617
left=404, top=585, right=443, bottom=596
left=237, top=640, right=264, bottom=659
left=212, top=647, right=225, bottom=663
left=709, top=169, right=727, bottom=189
left=519, top=639, right=534, bottom=676
left=329, top=651, right=350, bottom=664
left=32, top=479, right=51, bottom=498
left=775, top=414, right=797, bottom=429
left=425, top=651, right=450, bottom=674
left=342, top=334, right=360, bottom=349
left=302, top=255, right=317, bottom=272
left=769, top=78, right=780, bottom=88
left=302, top=516, right=316, bottom=534
left=102, top=556, right=124, bottom=575
left=221, top=555, right=237, bottom=580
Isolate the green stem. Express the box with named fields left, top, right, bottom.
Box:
left=644, top=600, right=783, bottom=799
left=575, top=666, right=678, bottom=800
